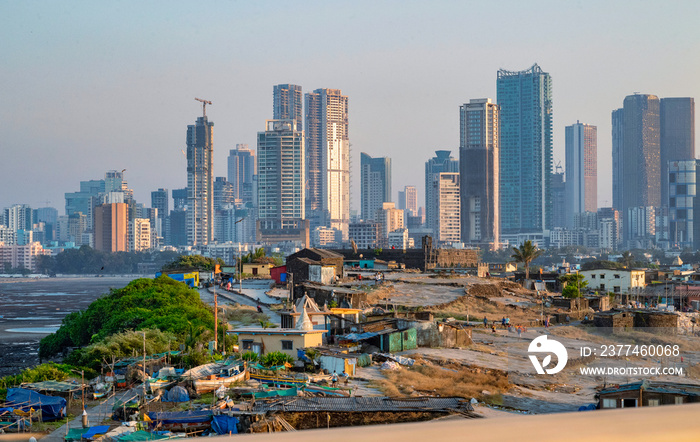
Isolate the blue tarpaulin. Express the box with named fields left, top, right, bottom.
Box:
left=6, top=388, right=66, bottom=421
left=341, top=332, right=378, bottom=341
left=162, top=386, right=189, bottom=403
left=147, top=410, right=212, bottom=425
left=211, top=415, right=239, bottom=435
left=82, top=425, right=110, bottom=440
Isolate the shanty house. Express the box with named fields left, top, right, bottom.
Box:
left=286, top=248, right=344, bottom=283
left=597, top=381, right=700, bottom=408
left=230, top=308, right=324, bottom=358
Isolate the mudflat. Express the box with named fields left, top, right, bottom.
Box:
left=0, top=276, right=141, bottom=376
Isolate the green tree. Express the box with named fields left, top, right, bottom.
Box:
left=261, top=351, right=294, bottom=367
left=560, top=273, right=588, bottom=298
left=511, top=240, right=544, bottom=280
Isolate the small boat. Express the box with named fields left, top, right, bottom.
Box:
left=249, top=368, right=308, bottom=387
left=303, top=384, right=351, bottom=397
left=193, top=364, right=247, bottom=394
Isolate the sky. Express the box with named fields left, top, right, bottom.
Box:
left=2, top=0, right=700, bottom=215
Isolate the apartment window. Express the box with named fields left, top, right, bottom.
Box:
left=591, top=275, right=596, bottom=279
left=614, top=274, right=620, bottom=279
left=281, top=340, right=293, bottom=350
left=614, top=286, right=620, bottom=293
left=602, top=398, right=617, bottom=408
left=600, top=274, right=605, bottom=279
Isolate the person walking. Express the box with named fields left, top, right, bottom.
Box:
left=331, top=371, right=339, bottom=387
left=483, top=316, right=488, bottom=328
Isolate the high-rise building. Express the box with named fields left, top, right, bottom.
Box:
left=597, top=207, right=621, bottom=251
left=305, top=88, right=350, bottom=238
left=497, top=64, right=553, bottom=234
left=172, top=188, right=188, bottom=211
left=375, top=202, right=404, bottom=245
left=131, top=218, right=151, bottom=252
left=611, top=108, right=625, bottom=213
left=360, top=153, right=391, bottom=221
left=398, top=186, right=418, bottom=217
left=213, top=177, right=236, bottom=211
left=257, top=119, right=308, bottom=245
left=273, top=84, right=303, bottom=130
left=661, top=98, right=695, bottom=207
left=434, top=172, right=461, bottom=243
left=151, top=189, right=169, bottom=221
left=425, top=150, right=459, bottom=237
left=565, top=122, right=597, bottom=228
left=668, top=160, right=697, bottom=249
left=186, top=112, right=215, bottom=246
left=4, top=205, right=33, bottom=232
left=94, top=203, right=128, bottom=252
left=616, top=94, right=661, bottom=242
left=227, top=145, right=256, bottom=204
left=459, top=98, right=500, bottom=248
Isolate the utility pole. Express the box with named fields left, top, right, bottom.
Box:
left=142, top=332, right=147, bottom=399
left=214, top=293, right=218, bottom=352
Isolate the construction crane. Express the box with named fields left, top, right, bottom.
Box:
left=194, top=97, right=212, bottom=117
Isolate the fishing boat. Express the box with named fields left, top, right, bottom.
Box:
left=147, top=367, right=179, bottom=394
left=193, top=363, right=247, bottom=394
left=248, top=366, right=308, bottom=387
left=303, top=384, right=352, bottom=397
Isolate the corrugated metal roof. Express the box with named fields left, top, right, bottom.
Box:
left=251, top=397, right=473, bottom=413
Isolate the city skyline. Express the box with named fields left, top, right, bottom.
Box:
left=3, top=2, right=700, bottom=213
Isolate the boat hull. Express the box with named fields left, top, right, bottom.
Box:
left=193, top=371, right=248, bottom=394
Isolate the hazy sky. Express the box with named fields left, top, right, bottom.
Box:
left=2, top=1, right=700, bottom=214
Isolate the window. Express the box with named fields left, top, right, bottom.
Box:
left=614, top=286, right=620, bottom=293
left=647, top=399, right=660, bottom=407
left=675, top=396, right=684, bottom=405
left=614, top=274, right=620, bottom=279
left=241, top=340, right=253, bottom=350
left=602, top=398, right=617, bottom=408
left=591, top=274, right=596, bottom=279
left=281, top=340, right=293, bottom=350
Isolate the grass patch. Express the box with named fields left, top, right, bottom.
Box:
left=370, top=359, right=511, bottom=402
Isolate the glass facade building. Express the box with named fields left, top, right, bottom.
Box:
left=496, top=64, right=552, bottom=234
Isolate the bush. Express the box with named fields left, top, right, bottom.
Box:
left=241, top=351, right=258, bottom=362
left=0, top=363, right=96, bottom=401
left=261, top=351, right=294, bottom=367
left=40, top=277, right=216, bottom=369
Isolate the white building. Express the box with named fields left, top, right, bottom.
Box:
left=565, top=122, right=598, bottom=228
left=132, top=218, right=151, bottom=252
left=580, top=269, right=646, bottom=295
left=312, top=227, right=342, bottom=247
left=435, top=172, right=460, bottom=243
left=305, top=88, right=350, bottom=239
left=375, top=202, right=404, bottom=245
left=387, top=228, right=413, bottom=250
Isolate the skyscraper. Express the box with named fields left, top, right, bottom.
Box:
left=668, top=160, right=697, bottom=249
left=660, top=97, right=695, bottom=207
left=151, top=188, right=169, bottom=219
left=398, top=186, right=418, bottom=216
left=213, top=177, right=235, bottom=211
left=305, top=88, right=350, bottom=238
left=360, top=153, right=391, bottom=221
left=257, top=119, right=308, bottom=245
left=616, top=94, right=661, bottom=242
left=459, top=98, right=500, bottom=248
left=611, top=108, right=624, bottom=213
left=565, top=122, right=597, bottom=227
left=227, top=144, right=256, bottom=204
left=186, top=112, right=214, bottom=246
left=497, top=64, right=553, bottom=235
left=425, top=151, right=459, bottom=237
left=273, top=84, right=303, bottom=129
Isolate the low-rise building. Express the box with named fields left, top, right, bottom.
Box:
left=597, top=381, right=700, bottom=409
left=0, top=241, right=50, bottom=272
left=580, top=268, right=646, bottom=294
left=242, top=263, right=273, bottom=277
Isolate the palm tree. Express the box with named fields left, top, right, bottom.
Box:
left=621, top=251, right=634, bottom=268
left=511, top=240, right=544, bottom=280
